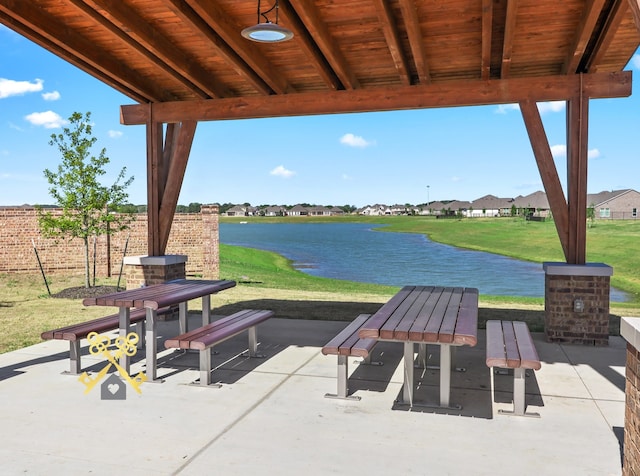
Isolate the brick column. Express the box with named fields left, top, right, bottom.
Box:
left=543, top=262, right=612, bottom=346
left=201, top=204, right=220, bottom=280
left=621, top=318, right=640, bottom=475
left=123, top=255, right=187, bottom=289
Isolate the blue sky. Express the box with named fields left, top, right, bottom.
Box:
left=1, top=24, right=639, bottom=208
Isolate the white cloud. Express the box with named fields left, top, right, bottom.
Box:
left=495, top=104, right=519, bottom=114
left=340, top=133, right=374, bottom=148
left=341, top=173, right=352, bottom=180
left=588, top=148, right=601, bottom=159
left=24, top=110, right=67, bottom=129
left=0, top=78, right=43, bottom=99
left=42, top=90, right=60, bottom=101
left=550, top=144, right=566, bottom=158
left=270, top=165, right=295, bottom=178
left=451, top=176, right=462, bottom=182
left=631, top=54, right=640, bottom=70
left=537, top=101, right=565, bottom=114
left=551, top=144, right=600, bottom=160
left=108, top=130, right=123, bottom=138
left=9, top=122, right=24, bottom=131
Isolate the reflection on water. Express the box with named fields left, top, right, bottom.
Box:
left=220, top=222, right=627, bottom=301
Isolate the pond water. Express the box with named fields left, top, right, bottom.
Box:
left=220, top=222, right=627, bottom=301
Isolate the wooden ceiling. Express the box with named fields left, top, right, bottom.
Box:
left=1, top=0, right=639, bottom=120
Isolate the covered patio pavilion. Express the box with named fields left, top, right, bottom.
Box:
left=1, top=0, right=639, bottom=473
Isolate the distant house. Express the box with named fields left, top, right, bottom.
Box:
left=289, top=205, right=309, bottom=216
left=358, top=204, right=390, bottom=216
left=467, top=195, right=513, bottom=217
left=329, top=207, right=345, bottom=215
left=308, top=206, right=332, bottom=216
left=512, top=191, right=550, bottom=217
left=446, top=200, right=472, bottom=215
left=261, top=206, right=286, bottom=217
left=225, top=205, right=250, bottom=217
left=588, top=189, right=640, bottom=219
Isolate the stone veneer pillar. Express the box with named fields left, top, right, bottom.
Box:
left=621, top=318, right=640, bottom=475
left=123, top=254, right=187, bottom=289
left=543, top=262, right=613, bottom=346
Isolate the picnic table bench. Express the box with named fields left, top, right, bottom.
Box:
left=164, top=309, right=274, bottom=387
left=486, top=319, right=542, bottom=417
left=321, top=314, right=383, bottom=400
left=82, top=279, right=237, bottom=380
left=41, top=307, right=171, bottom=374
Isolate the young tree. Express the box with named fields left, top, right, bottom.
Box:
left=38, top=111, right=134, bottom=288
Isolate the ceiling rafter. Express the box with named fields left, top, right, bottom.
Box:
left=501, top=0, right=519, bottom=79
left=398, top=0, right=430, bottom=84
left=162, top=0, right=273, bottom=96
left=69, top=0, right=211, bottom=99
left=184, top=0, right=294, bottom=95
left=563, top=0, right=608, bottom=74
left=289, top=0, right=360, bottom=90
left=0, top=1, right=166, bottom=102
left=584, top=0, right=631, bottom=72
left=481, top=0, right=493, bottom=80
left=277, top=0, right=342, bottom=91
left=84, top=0, right=227, bottom=99
left=373, top=0, right=411, bottom=86
left=630, top=0, right=640, bottom=31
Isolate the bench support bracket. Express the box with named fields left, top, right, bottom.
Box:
left=497, top=368, right=541, bottom=418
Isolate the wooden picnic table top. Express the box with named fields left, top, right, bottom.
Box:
left=82, top=279, right=237, bottom=310
left=359, top=285, right=479, bottom=346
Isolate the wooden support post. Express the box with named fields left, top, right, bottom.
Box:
left=146, top=106, right=197, bottom=256
left=519, top=100, right=570, bottom=261
left=566, top=80, right=589, bottom=264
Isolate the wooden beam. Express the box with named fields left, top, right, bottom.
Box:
left=69, top=0, right=210, bottom=99
left=85, top=0, right=227, bottom=99
left=158, top=121, right=197, bottom=252
left=519, top=100, right=570, bottom=260
left=584, top=0, right=630, bottom=72
left=373, top=0, right=411, bottom=86
left=184, top=0, right=295, bottom=95
left=566, top=88, right=589, bottom=264
left=121, top=71, right=632, bottom=124
left=481, top=0, right=493, bottom=80
left=0, top=2, right=167, bottom=102
left=399, top=0, right=430, bottom=84
left=277, top=0, right=342, bottom=91
left=162, top=0, right=273, bottom=96
left=501, top=0, right=518, bottom=79
left=289, top=0, right=360, bottom=89
left=562, top=0, right=607, bottom=74
left=630, top=0, right=640, bottom=32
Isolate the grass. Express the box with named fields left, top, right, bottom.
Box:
left=1, top=216, right=638, bottom=354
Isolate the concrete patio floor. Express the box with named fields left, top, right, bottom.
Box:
left=0, top=316, right=626, bottom=475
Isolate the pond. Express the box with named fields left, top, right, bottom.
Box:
left=220, top=222, right=627, bottom=301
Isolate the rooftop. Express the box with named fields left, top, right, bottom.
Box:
left=0, top=314, right=626, bottom=475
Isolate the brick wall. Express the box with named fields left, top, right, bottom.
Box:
left=0, top=206, right=219, bottom=278
left=625, top=343, right=640, bottom=475
left=544, top=274, right=610, bottom=346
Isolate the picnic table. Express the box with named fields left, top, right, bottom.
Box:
left=83, top=279, right=236, bottom=380
left=359, top=285, right=478, bottom=409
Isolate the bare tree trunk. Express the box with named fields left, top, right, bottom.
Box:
left=83, top=236, right=90, bottom=288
